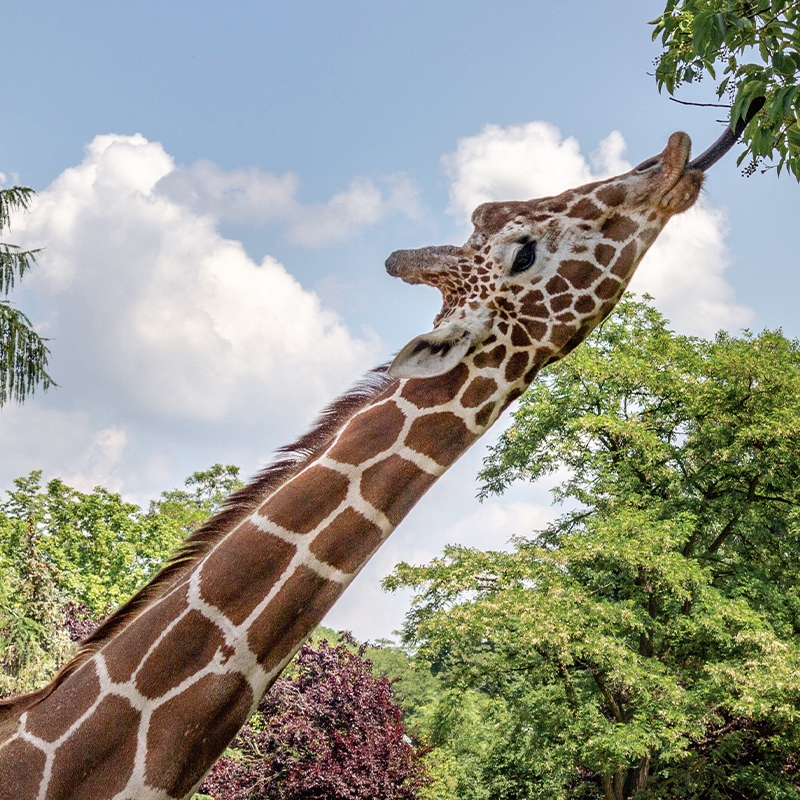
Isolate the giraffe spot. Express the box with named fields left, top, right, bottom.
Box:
left=103, top=585, right=189, bottom=684
left=524, top=365, right=539, bottom=382
left=461, top=377, right=498, bottom=408
left=146, top=672, right=253, bottom=798
left=262, top=465, right=349, bottom=535
left=559, top=322, right=595, bottom=358
left=473, top=344, right=506, bottom=369
left=327, top=402, right=406, bottom=465
left=248, top=565, right=344, bottom=670
left=497, top=321, right=509, bottom=335
left=310, top=507, right=384, bottom=574
left=405, top=413, right=475, bottom=468
left=547, top=200, right=568, bottom=213
left=559, top=259, right=602, bottom=290
left=545, top=275, right=569, bottom=294
left=596, top=277, right=621, bottom=300
left=571, top=243, right=588, bottom=254
left=505, top=351, right=529, bottom=382
left=0, top=738, right=46, bottom=800
left=47, top=694, right=139, bottom=800
left=400, top=363, right=469, bottom=409
left=601, top=214, right=638, bottom=242
left=638, top=226, right=660, bottom=246
left=567, top=198, right=602, bottom=220
left=550, top=323, right=574, bottom=348
left=136, top=611, right=227, bottom=699
left=360, top=455, right=437, bottom=526
left=574, top=294, right=596, bottom=314
left=525, top=320, right=547, bottom=341
left=594, top=242, right=616, bottom=267
left=610, top=241, right=638, bottom=278
left=501, top=387, right=524, bottom=411
left=25, top=662, right=101, bottom=742
left=474, top=401, right=496, bottom=427
left=556, top=311, right=576, bottom=322
left=200, top=524, right=296, bottom=625
left=550, top=293, right=572, bottom=312
left=474, top=255, right=484, bottom=264
left=596, top=185, right=627, bottom=207
left=511, top=324, right=531, bottom=347
left=482, top=334, right=497, bottom=346
left=520, top=296, right=549, bottom=318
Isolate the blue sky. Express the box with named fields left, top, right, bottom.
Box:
left=2, top=2, right=798, bottom=639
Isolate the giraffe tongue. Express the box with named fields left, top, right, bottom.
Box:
left=686, top=96, right=766, bottom=172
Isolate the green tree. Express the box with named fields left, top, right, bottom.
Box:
left=386, top=298, right=800, bottom=800
left=0, top=465, right=241, bottom=696
left=0, top=186, right=54, bottom=405
left=652, top=0, right=800, bottom=178
left=149, top=463, right=243, bottom=535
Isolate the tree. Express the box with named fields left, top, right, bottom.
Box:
left=0, top=465, right=239, bottom=696
left=386, top=298, right=800, bottom=800
left=0, top=186, right=54, bottom=405
left=199, top=637, right=428, bottom=800
left=149, top=463, right=243, bottom=536
left=651, top=0, right=800, bottom=179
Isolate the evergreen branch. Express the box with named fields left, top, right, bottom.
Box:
left=0, top=187, right=37, bottom=233
left=0, top=244, right=43, bottom=295
left=0, top=301, right=56, bottom=406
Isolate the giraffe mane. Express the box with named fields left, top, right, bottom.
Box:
left=0, top=363, right=397, bottom=725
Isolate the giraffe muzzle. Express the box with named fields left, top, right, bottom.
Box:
left=385, top=245, right=463, bottom=287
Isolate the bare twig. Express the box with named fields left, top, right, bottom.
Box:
left=669, top=97, right=730, bottom=109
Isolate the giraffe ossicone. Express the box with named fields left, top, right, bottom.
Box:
left=0, top=131, right=704, bottom=800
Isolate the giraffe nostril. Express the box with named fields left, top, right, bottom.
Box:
left=634, top=157, right=660, bottom=173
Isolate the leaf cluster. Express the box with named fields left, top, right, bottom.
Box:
left=0, top=464, right=239, bottom=697
left=387, top=298, right=800, bottom=799
left=651, top=0, right=800, bottom=178
left=200, top=639, right=427, bottom=800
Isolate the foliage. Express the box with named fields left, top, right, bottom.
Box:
left=200, top=637, right=428, bottom=800
left=651, top=0, right=800, bottom=178
left=149, top=463, right=242, bottom=536
left=0, top=186, right=54, bottom=405
left=0, top=465, right=238, bottom=696
left=386, top=298, right=800, bottom=800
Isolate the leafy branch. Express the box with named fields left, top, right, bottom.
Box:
left=651, top=0, right=800, bottom=179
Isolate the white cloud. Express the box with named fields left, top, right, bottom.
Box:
left=156, top=160, right=419, bottom=247
left=628, top=204, right=753, bottom=335
left=62, top=426, right=128, bottom=493
left=8, top=134, right=379, bottom=434
left=443, top=121, right=753, bottom=336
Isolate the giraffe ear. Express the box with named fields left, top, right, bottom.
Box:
left=388, top=322, right=474, bottom=379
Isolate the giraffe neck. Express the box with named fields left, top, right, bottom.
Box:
left=0, top=348, right=536, bottom=800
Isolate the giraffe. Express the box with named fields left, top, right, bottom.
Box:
left=0, top=130, right=708, bottom=800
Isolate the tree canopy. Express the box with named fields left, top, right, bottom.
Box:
left=0, top=465, right=240, bottom=696
left=652, top=0, right=800, bottom=179
left=386, top=298, right=800, bottom=800
left=200, top=637, right=427, bottom=800
left=0, top=186, right=54, bottom=405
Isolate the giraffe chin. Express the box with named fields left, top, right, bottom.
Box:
left=660, top=168, right=704, bottom=215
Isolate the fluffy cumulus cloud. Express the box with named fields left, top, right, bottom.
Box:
left=443, top=121, right=752, bottom=336
left=157, top=160, right=419, bottom=246
left=14, top=134, right=379, bottom=418
left=2, top=134, right=387, bottom=494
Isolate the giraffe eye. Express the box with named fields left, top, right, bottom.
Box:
left=510, top=240, right=536, bottom=275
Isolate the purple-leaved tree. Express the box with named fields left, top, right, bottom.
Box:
left=200, top=637, right=427, bottom=800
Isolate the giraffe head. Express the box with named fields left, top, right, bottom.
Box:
left=387, top=131, right=702, bottom=380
